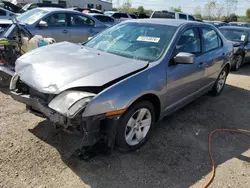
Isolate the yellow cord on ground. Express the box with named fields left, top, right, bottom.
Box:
left=203, top=129, right=250, bottom=188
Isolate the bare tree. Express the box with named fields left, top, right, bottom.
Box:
left=224, top=0, right=238, bottom=16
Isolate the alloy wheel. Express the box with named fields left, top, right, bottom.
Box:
left=216, top=70, right=226, bottom=93
left=125, top=108, right=152, bottom=146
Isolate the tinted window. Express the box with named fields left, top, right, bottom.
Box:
left=202, top=28, right=221, bottom=52
left=69, top=14, right=95, bottom=27
left=176, top=28, right=201, bottom=54
left=29, top=4, right=38, bottom=9
left=151, top=11, right=175, bottom=19
left=188, top=15, right=195, bottom=21
left=220, top=29, right=247, bottom=42
left=44, top=13, right=66, bottom=27
left=130, top=14, right=137, bottom=19
left=85, top=22, right=177, bottom=62
left=179, top=14, right=187, bottom=20
left=95, top=15, right=114, bottom=22
left=0, top=10, right=6, bottom=16
left=112, top=13, right=128, bottom=19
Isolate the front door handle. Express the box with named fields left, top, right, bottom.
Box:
left=198, top=62, right=208, bottom=68
left=62, top=29, right=68, bottom=34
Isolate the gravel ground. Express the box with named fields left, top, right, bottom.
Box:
left=0, top=64, right=250, bottom=188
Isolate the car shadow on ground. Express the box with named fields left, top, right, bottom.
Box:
left=29, top=82, right=250, bottom=188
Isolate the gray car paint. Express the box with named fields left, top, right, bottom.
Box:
left=15, top=42, right=149, bottom=94
left=14, top=19, right=232, bottom=120
left=3, top=8, right=106, bottom=43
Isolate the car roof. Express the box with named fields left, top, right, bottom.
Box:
left=219, top=26, right=250, bottom=30
left=37, top=7, right=76, bottom=13
left=88, top=13, right=107, bottom=16
left=125, top=19, right=204, bottom=27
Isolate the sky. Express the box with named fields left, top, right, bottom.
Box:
left=113, top=0, right=250, bottom=16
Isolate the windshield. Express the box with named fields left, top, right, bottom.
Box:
left=220, top=29, right=247, bottom=42
left=16, top=9, right=49, bottom=25
left=85, top=22, right=177, bottom=62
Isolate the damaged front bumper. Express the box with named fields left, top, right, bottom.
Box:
left=10, top=90, right=119, bottom=148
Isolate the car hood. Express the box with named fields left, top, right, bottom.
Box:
left=15, top=42, right=149, bottom=94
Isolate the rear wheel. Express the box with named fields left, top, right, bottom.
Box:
left=211, top=66, right=228, bottom=96
left=116, top=101, right=155, bottom=152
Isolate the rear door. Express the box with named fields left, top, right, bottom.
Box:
left=67, top=13, right=95, bottom=43
left=201, top=27, right=225, bottom=85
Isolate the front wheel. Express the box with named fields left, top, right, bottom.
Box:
left=211, top=67, right=228, bottom=96
left=116, top=101, right=155, bottom=152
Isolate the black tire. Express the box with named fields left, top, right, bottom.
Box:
left=116, top=101, right=155, bottom=152
left=211, top=66, right=229, bottom=96
left=232, top=55, right=243, bottom=71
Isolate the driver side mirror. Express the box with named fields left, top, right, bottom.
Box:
left=174, top=52, right=195, bottom=64
left=38, top=20, right=48, bottom=28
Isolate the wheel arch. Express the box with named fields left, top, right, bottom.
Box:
left=128, top=93, right=161, bottom=122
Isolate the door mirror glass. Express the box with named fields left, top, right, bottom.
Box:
left=39, top=20, right=48, bottom=28
left=174, top=52, right=195, bottom=64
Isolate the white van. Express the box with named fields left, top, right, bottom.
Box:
left=150, top=11, right=196, bottom=21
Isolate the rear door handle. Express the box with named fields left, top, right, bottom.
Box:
left=62, top=29, right=68, bottom=34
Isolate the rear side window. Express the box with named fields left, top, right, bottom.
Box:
left=188, top=15, right=195, bottom=21
left=179, top=14, right=187, bottom=20
left=95, top=15, right=114, bottom=22
left=202, top=28, right=221, bottom=52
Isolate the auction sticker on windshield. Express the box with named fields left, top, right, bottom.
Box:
left=137, top=36, right=160, bottom=43
left=241, top=35, right=246, bottom=41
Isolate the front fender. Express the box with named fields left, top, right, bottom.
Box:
left=82, top=62, right=166, bottom=117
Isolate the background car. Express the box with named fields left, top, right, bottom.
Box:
left=10, top=8, right=106, bottom=43
left=21, top=3, right=65, bottom=12
left=11, top=19, right=232, bottom=152
left=104, top=11, right=136, bottom=21
left=0, top=7, right=15, bottom=20
left=229, top=22, right=248, bottom=27
left=220, top=26, right=250, bottom=71
left=203, top=20, right=229, bottom=28
left=68, top=7, right=104, bottom=14
left=150, top=10, right=196, bottom=21
left=88, top=13, right=117, bottom=27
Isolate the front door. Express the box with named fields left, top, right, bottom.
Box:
left=35, top=13, right=70, bottom=42
left=164, top=27, right=206, bottom=112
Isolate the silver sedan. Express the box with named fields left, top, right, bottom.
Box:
left=13, top=7, right=106, bottom=43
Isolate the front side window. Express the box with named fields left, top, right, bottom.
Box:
left=85, top=22, right=177, bottom=62
left=44, top=13, right=66, bottom=27
left=69, top=14, right=95, bottom=27
left=17, top=9, right=49, bottom=25
left=175, top=28, right=201, bottom=54
left=220, top=29, right=247, bottom=42
left=202, top=28, right=221, bottom=52
left=179, top=14, right=187, bottom=20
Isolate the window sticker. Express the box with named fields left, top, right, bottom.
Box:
left=241, top=35, right=246, bottom=41
left=137, top=36, right=160, bottom=43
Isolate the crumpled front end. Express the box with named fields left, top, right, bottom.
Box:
left=9, top=73, right=112, bottom=147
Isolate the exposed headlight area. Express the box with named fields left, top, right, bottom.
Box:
left=48, top=90, right=95, bottom=117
